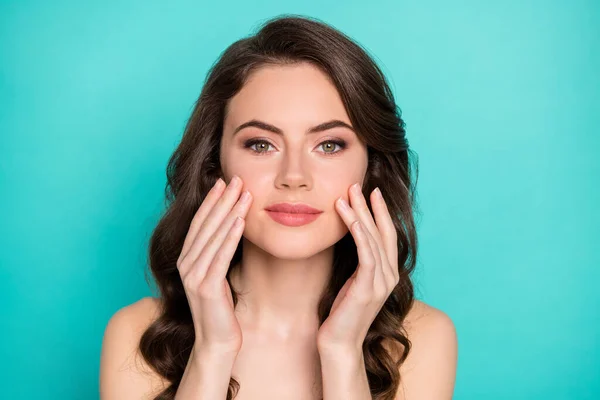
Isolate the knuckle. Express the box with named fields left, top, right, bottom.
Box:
left=181, top=261, right=207, bottom=287
left=211, top=235, right=236, bottom=264
left=383, top=280, right=393, bottom=293
left=189, top=215, right=201, bottom=229
left=215, top=194, right=230, bottom=210
left=364, top=260, right=376, bottom=270
left=181, top=275, right=197, bottom=294
left=189, top=213, right=206, bottom=233
left=177, top=257, right=190, bottom=272
left=355, top=201, right=367, bottom=212
left=374, top=284, right=387, bottom=299
left=181, top=265, right=199, bottom=284
left=205, top=230, right=220, bottom=249
left=211, top=251, right=225, bottom=267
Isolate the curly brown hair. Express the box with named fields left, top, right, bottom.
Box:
left=139, top=14, right=420, bottom=400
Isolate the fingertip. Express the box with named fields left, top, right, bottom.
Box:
left=234, top=216, right=244, bottom=228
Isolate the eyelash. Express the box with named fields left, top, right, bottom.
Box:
left=243, top=138, right=347, bottom=156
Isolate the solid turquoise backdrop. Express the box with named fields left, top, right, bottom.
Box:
left=1, top=0, right=598, bottom=399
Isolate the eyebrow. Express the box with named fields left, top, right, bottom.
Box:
left=232, top=119, right=355, bottom=136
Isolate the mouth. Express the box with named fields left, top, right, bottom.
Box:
left=264, top=202, right=323, bottom=227
left=265, top=210, right=323, bottom=227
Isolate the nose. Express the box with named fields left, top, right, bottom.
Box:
left=274, top=150, right=312, bottom=190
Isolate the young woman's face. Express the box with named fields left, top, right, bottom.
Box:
left=220, top=62, right=369, bottom=260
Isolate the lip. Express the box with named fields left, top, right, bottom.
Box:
left=264, top=202, right=323, bottom=227
left=265, top=202, right=323, bottom=214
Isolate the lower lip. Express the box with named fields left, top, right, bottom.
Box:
left=266, top=211, right=322, bottom=227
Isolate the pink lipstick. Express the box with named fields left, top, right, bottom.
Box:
left=264, top=202, right=323, bottom=227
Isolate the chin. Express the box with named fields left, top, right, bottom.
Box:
left=244, top=216, right=348, bottom=260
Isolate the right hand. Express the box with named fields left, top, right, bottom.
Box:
left=176, top=175, right=252, bottom=356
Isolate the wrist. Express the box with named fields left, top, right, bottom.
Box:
left=318, top=343, right=363, bottom=366
left=192, top=343, right=239, bottom=366
left=175, top=342, right=237, bottom=400
left=317, top=339, right=361, bottom=356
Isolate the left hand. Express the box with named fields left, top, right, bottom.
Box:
left=316, top=182, right=399, bottom=352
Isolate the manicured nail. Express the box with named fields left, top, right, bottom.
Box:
left=241, top=190, right=251, bottom=203
left=337, top=197, right=349, bottom=210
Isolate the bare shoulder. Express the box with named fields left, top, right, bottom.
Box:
left=404, top=299, right=452, bottom=329
left=395, top=299, right=458, bottom=399
left=100, top=296, right=168, bottom=400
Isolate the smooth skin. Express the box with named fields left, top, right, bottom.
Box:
left=100, top=63, right=457, bottom=399
left=173, top=175, right=253, bottom=399
left=100, top=176, right=457, bottom=400
left=176, top=175, right=250, bottom=355
left=316, top=184, right=400, bottom=353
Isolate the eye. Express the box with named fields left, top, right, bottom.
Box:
left=243, top=139, right=347, bottom=156
left=319, top=140, right=346, bottom=155
left=243, top=139, right=274, bottom=155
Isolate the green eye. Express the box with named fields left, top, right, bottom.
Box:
left=246, top=140, right=272, bottom=154
left=319, top=139, right=347, bottom=154
left=321, top=141, right=338, bottom=153
left=243, top=139, right=347, bottom=156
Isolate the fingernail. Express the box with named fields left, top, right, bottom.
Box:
left=215, top=178, right=225, bottom=190
left=374, top=187, right=382, bottom=198
left=241, top=190, right=251, bottom=202
left=337, top=197, right=349, bottom=210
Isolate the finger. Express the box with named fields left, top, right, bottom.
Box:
left=348, top=184, right=393, bottom=284
left=185, top=188, right=252, bottom=282
left=178, top=178, right=226, bottom=266
left=348, top=184, right=381, bottom=244
left=363, top=220, right=386, bottom=292
left=370, top=187, right=399, bottom=282
left=350, top=220, right=377, bottom=294
left=336, top=187, right=394, bottom=287
left=179, top=175, right=244, bottom=275
left=336, top=196, right=377, bottom=291
left=203, top=216, right=246, bottom=285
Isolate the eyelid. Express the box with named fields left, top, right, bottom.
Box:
left=243, top=137, right=347, bottom=156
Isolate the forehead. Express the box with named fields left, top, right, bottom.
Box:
left=224, top=63, right=352, bottom=131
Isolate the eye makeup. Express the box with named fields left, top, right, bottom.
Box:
left=242, top=137, right=348, bottom=157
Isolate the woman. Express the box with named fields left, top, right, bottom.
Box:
left=100, top=14, right=457, bottom=400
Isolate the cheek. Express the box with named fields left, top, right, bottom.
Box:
left=221, top=153, right=267, bottom=186
left=233, top=171, right=274, bottom=198
left=321, top=167, right=363, bottom=197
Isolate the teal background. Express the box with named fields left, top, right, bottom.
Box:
left=1, top=0, right=598, bottom=399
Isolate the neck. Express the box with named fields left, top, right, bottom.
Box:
left=230, top=237, right=334, bottom=341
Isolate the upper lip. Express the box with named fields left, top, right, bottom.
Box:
left=265, top=202, right=323, bottom=214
